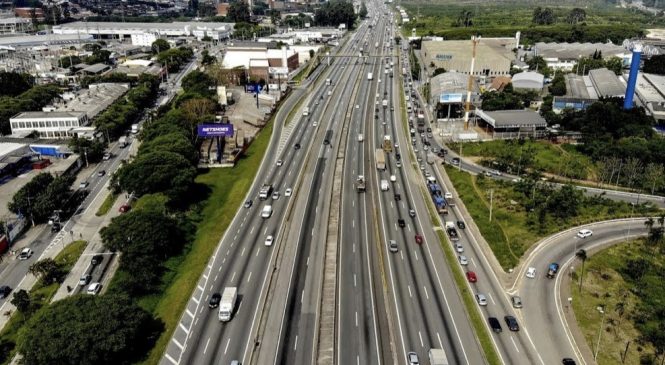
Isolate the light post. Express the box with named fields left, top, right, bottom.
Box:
left=594, top=306, right=606, bottom=361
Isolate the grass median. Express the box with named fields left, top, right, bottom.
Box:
left=141, top=119, right=274, bottom=365
left=95, top=193, right=118, bottom=216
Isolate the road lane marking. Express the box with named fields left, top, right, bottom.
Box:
left=352, top=220, right=355, bottom=228
left=488, top=292, right=496, bottom=305
left=400, top=251, right=404, bottom=260
left=354, top=274, right=357, bottom=287
left=246, top=271, right=252, bottom=283
left=214, top=274, right=218, bottom=281
left=192, top=296, right=200, bottom=304
left=307, top=256, right=310, bottom=266
left=199, top=307, right=204, bottom=314
left=437, top=332, right=443, bottom=350
left=418, top=331, right=424, bottom=348
left=179, top=322, right=189, bottom=333
left=408, top=285, right=412, bottom=297
left=423, top=286, right=429, bottom=300
left=231, top=271, right=236, bottom=282
left=256, top=248, right=261, bottom=256
left=164, top=353, right=177, bottom=365
left=294, top=335, right=298, bottom=351
left=353, top=243, right=356, bottom=253
left=511, top=336, right=521, bottom=353
left=197, top=285, right=204, bottom=291
left=224, top=338, right=231, bottom=354
left=301, top=290, right=305, bottom=303
left=172, top=338, right=184, bottom=349
left=241, top=247, right=246, bottom=256
left=471, top=257, right=476, bottom=267
left=218, top=266, right=222, bottom=272
left=355, top=312, right=358, bottom=327
left=408, top=225, right=412, bottom=233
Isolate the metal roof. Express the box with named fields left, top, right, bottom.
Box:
left=588, top=68, right=625, bottom=98
left=476, top=109, right=547, bottom=128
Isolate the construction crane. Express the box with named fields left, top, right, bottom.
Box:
left=463, top=35, right=480, bottom=131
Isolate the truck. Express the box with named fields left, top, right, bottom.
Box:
left=375, top=41, right=379, bottom=48
left=417, top=113, right=425, bottom=126
left=382, top=99, right=388, bottom=108
left=429, top=348, right=450, bottom=365
left=131, top=124, right=139, bottom=134
left=218, top=287, right=237, bottom=322
left=383, top=135, right=392, bottom=153
left=445, top=221, right=459, bottom=241
left=444, top=192, right=455, bottom=206
left=367, top=72, right=373, bottom=81
left=380, top=179, right=389, bottom=191
left=402, top=67, right=407, bottom=76
left=375, top=149, right=386, bottom=170
left=355, top=176, right=366, bottom=192
left=326, top=78, right=332, bottom=86
left=427, top=178, right=449, bottom=215
left=259, top=184, right=273, bottom=200
left=261, top=205, right=273, bottom=218
left=118, top=136, right=128, bottom=148
left=303, top=106, right=310, bottom=116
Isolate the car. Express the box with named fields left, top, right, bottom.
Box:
left=102, top=152, right=112, bottom=160
left=51, top=222, right=61, bottom=233
left=86, top=282, right=102, bottom=295
left=18, top=248, right=33, bottom=260
left=119, top=203, right=131, bottom=213
left=396, top=161, right=402, bottom=168
left=577, top=229, right=593, bottom=238
left=244, top=200, right=253, bottom=208
left=526, top=267, right=536, bottom=278
left=511, top=296, right=523, bottom=308
left=546, top=263, right=560, bottom=278
left=417, top=157, right=422, bottom=163
left=276, top=160, right=283, bottom=166
left=313, top=121, right=318, bottom=127
left=209, top=293, right=222, bottom=308
left=466, top=271, right=477, bottom=282
left=562, top=358, right=577, bottom=365
left=475, top=293, right=488, bottom=306
left=398, top=219, right=405, bottom=228
left=91, top=254, right=103, bottom=266
left=394, top=194, right=401, bottom=201
left=407, top=351, right=419, bottom=365
left=272, top=191, right=280, bottom=200
left=390, top=175, right=397, bottom=182
left=409, top=209, right=416, bottom=217
left=79, top=181, right=89, bottom=189
left=294, top=143, right=301, bottom=150
left=79, top=274, right=92, bottom=286
left=491, top=169, right=502, bottom=176
left=97, top=170, right=106, bottom=177
left=455, top=242, right=464, bottom=253
left=396, top=153, right=401, bottom=160
left=390, top=106, right=394, bottom=111
left=420, top=165, right=425, bottom=171
left=505, top=315, right=520, bottom=331
left=415, top=234, right=423, bottom=244
left=394, top=143, right=399, bottom=149
left=285, top=188, right=292, bottom=197
left=0, top=286, right=11, bottom=299
left=457, top=221, right=466, bottom=229
left=488, top=317, right=502, bottom=333
left=424, top=171, right=431, bottom=178
left=426, top=127, right=432, bottom=133
left=451, top=157, right=460, bottom=166
left=265, top=235, right=274, bottom=246
left=389, top=239, right=398, bottom=253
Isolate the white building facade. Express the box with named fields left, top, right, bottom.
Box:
left=10, top=111, right=89, bottom=138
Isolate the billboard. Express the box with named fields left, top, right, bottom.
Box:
left=440, top=93, right=464, bottom=103
left=197, top=124, right=234, bottom=137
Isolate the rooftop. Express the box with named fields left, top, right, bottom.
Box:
left=534, top=42, right=629, bottom=60
left=0, top=33, right=95, bottom=47
left=588, top=68, right=625, bottom=98
left=11, top=111, right=86, bottom=120
left=476, top=109, right=547, bottom=128
left=54, top=21, right=234, bottom=32
left=57, top=83, right=130, bottom=119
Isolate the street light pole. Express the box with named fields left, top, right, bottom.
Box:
left=594, top=307, right=606, bottom=361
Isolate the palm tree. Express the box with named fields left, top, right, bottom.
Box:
left=576, top=249, right=588, bottom=293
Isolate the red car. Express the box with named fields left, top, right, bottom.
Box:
left=119, top=204, right=131, bottom=213
left=466, top=271, right=477, bottom=283
left=415, top=234, right=423, bottom=244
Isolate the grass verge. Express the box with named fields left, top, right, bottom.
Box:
left=95, top=193, right=118, bottom=216
left=0, top=240, right=87, bottom=364
left=571, top=238, right=662, bottom=365
left=419, top=188, right=502, bottom=365
left=141, top=118, right=274, bottom=365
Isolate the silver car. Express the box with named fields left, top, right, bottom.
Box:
left=511, top=296, right=523, bottom=308
left=475, top=293, right=488, bottom=306
left=389, top=240, right=398, bottom=253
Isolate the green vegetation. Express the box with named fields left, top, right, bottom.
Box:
left=445, top=166, right=659, bottom=269
left=0, top=72, right=34, bottom=97
left=314, top=0, right=357, bottom=29
left=0, top=240, right=86, bottom=364
left=480, top=84, right=539, bottom=112
left=8, top=173, right=83, bottom=224
left=644, top=54, right=665, bottom=75
left=572, top=234, right=665, bottom=365
left=0, top=84, right=61, bottom=135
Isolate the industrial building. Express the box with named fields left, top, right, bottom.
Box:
left=533, top=42, right=632, bottom=71
left=634, top=73, right=665, bottom=121
left=475, top=109, right=547, bottom=139
left=511, top=71, right=544, bottom=91
left=222, top=45, right=299, bottom=81
left=420, top=37, right=518, bottom=77
left=589, top=68, right=626, bottom=98
left=0, top=17, right=32, bottom=34
left=429, top=71, right=479, bottom=120
left=52, top=21, right=235, bottom=44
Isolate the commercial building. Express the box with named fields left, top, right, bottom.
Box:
left=512, top=71, right=544, bottom=90
left=0, top=17, right=32, bottom=34
left=114, top=59, right=165, bottom=78
left=588, top=68, right=625, bottom=98
left=420, top=37, right=518, bottom=77
left=475, top=109, right=547, bottom=139
left=430, top=71, right=479, bottom=120
left=533, top=42, right=632, bottom=71
left=222, top=45, right=299, bottom=81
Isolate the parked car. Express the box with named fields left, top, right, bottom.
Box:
left=466, top=271, right=477, bottom=283
left=209, top=293, right=221, bottom=308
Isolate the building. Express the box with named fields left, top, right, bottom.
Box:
left=0, top=17, right=32, bottom=34
left=634, top=73, right=665, bottom=121
left=533, top=42, right=631, bottom=71
left=512, top=71, right=544, bottom=90
left=420, top=37, right=517, bottom=77
left=475, top=109, right=547, bottom=139
left=429, top=71, right=479, bottom=120
left=53, top=21, right=235, bottom=43
left=114, top=59, right=165, bottom=78
left=589, top=68, right=625, bottom=98
left=223, top=45, right=299, bottom=82
left=13, top=7, right=44, bottom=21
left=10, top=111, right=88, bottom=139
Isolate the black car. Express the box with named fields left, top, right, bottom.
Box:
left=394, top=194, right=401, bottom=201
left=398, top=219, right=405, bottom=228
left=562, top=359, right=576, bottom=365
left=504, top=315, right=520, bottom=331
left=91, top=254, right=104, bottom=266
left=488, top=317, right=502, bottom=333
left=426, top=127, right=432, bottom=133
left=457, top=221, right=466, bottom=229
left=209, top=292, right=222, bottom=308
left=97, top=170, right=106, bottom=177
left=396, top=153, right=401, bottom=161
left=294, top=143, right=301, bottom=150
left=244, top=200, right=253, bottom=209
left=0, top=286, right=11, bottom=299
left=51, top=222, right=61, bottom=233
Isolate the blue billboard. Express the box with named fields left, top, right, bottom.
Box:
left=197, top=124, right=234, bottom=137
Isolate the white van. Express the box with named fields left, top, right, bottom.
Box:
left=358, top=134, right=364, bottom=142
left=380, top=180, right=389, bottom=191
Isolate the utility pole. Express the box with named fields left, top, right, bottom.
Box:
left=488, top=189, right=494, bottom=222
left=464, top=35, right=480, bottom=131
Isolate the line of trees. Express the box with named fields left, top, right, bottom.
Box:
left=8, top=173, right=80, bottom=224
left=156, top=47, right=194, bottom=73
left=314, top=0, right=356, bottom=29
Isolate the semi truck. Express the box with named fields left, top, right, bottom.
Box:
left=259, top=184, right=273, bottom=200
left=375, top=149, right=386, bottom=170
left=355, top=176, right=366, bottom=192
left=429, top=348, right=449, bottom=365
left=367, top=72, right=373, bottom=81
left=218, top=287, right=237, bottom=322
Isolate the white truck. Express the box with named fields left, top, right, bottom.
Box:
left=303, top=106, right=310, bottom=116
left=367, top=72, right=373, bottom=81
left=131, top=124, right=139, bottom=134
left=259, top=184, right=273, bottom=200
left=429, top=348, right=449, bottom=365
left=444, top=192, right=455, bottom=206
left=382, top=99, right=388, bottom=108
left=355, top=175, right=366, bottom=192
left=218, top=287, right=237, bottom=322
left=326, top=78, right=332, bottom=86
left=261, top=205, right=273, bottom=218
left=380, top=179, right=389, bottom=191
left=118, top=136, right=128, bottom=148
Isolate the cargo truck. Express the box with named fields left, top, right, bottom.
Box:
left=355, top=176, right=366, bottom=192
left=375, top=149, right=386, bottom=170
left=303, top=106, right=309, bottom=116
left=383, top=135, right=392, bottom=153
left=444, top=192, right=455, bottom=206
left=367, top=72, right=373, bottom=81
left=259, top=184, right=273, bottom=200
left=118, top=136, right=128, bottom=148
left=429, top=348, right=449, bottom=365
left=218, top=287, right=237, bottom=322
left=131, top=124, right=139, bottom=134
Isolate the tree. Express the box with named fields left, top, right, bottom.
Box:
left=0, top=72, right=34, bottom=97
left=549, top=71, right=567, bottom=96
left=8, top=173, right=54, bottom=222
left=533, top=7, right=555, bottom=25
left=604, top=56, right=624, bottom=75
left=455, top=9, right=473, bottom=27
left=432, top=67, right=447, bottom=77
left=139, top=133, right=198, bottom=164
left=28, top=258, right=64, bottom=284
left=69, top=136, right=108, bottom=163
left=314, top=0, right=356, bottom=29
left=17, top=294, right=162, bottom=365
left=576, top=248, right=588, bottom=292
left=567, top=8, right=587, bottom=24
left=10, top=290, right=31, bottom=315
left=181, top=70, right=216, bottom=96
left=201, top=50, right=216, bottom=65
left=525, top=55, right=551, bottom=77
left=358, top=2, right=367, bottom=18
left=643, top=54, right=665, bottom=75
left=151, top=39, right=170, bottom=55
left=228, top=0, right=250, bottom=23
left=643, top=163, right=665, bottom=194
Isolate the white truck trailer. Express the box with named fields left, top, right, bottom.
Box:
left=218, top=287, right=237, bottom=322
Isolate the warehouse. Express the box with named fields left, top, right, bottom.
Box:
left=511, top=71, right=544, bottom=91
left=475, top=109, right=547, bottom=139
left=533, top=42, right=632, bottom=71
left=420, top=37, right=517, bottom=77
left=588, top=68, right=625, bottom=98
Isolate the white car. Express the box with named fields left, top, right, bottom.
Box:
left=458, top=255, right=469, bottom=265
left=390, top=175, right=397, bottom=182
left=577, top=229, right=593, bottom=238
left=276, top=160, right=283, bottom=166
left=272, top=191, right=280, bottom=200
left=455, top=242, right=464, bottom=253
left=86, top=282, right=102, bottom=295
left=526, top=267, right=537, bottom=279
left=265, top=235, right=274, bottom=246
left=313, top=121, right=318, bottom=127
left=475, top=293, right=488, bottom=306
left=18, top=247, right=33, bottom=260
left=394, top=143, right=399, bottom=149
left=285, top=188, right=292, bottom=197
left=396, top=161, right=402, bottom=168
